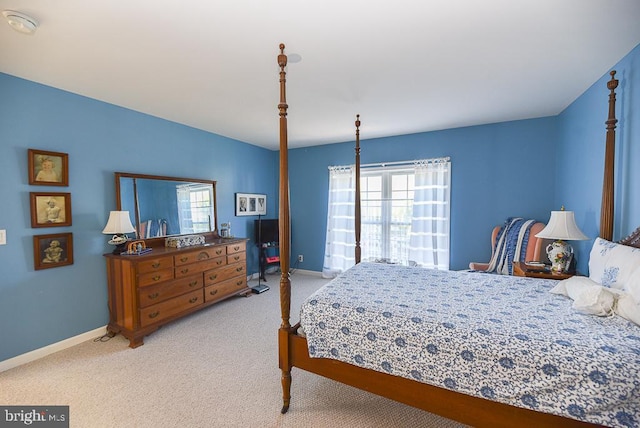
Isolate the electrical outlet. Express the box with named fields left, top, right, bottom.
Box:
left=297, top=254, right=303, bottom=262
left=0, top=229, right=5, bottom=245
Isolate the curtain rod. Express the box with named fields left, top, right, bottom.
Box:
left=329, top=157, right=450, bottom=170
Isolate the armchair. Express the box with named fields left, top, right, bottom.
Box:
left=469, top=219, right=546, bottom=274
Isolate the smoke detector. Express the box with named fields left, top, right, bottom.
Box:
left=3, top=10, right=38, bottom=35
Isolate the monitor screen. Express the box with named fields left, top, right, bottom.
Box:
left=255, top=219, right=279, bottom=244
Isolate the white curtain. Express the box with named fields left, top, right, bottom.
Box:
left=322, top=166, right=356, bottom=278
left=408, top=159, right=451, bottom=270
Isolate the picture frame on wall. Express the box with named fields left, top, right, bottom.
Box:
left=30, top=192, right=72, bottom=228
left=235, top=193, right=267, bottom=216
left=28, top=149, right=69, bottom=186
left=33, top=232, right=74, bottom=270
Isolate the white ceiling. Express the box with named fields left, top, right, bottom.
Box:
left=2, top=1, right=640, bottom=150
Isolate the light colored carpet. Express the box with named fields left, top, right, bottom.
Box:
left=0, top=271, right=468, bottom=428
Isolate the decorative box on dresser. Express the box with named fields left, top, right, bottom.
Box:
left=104, top=238, right=249, bottom=348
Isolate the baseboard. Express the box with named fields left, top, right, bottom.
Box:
left=0, top=326, right=107, bottom=373
left=294, top=268, right=323, bottom=277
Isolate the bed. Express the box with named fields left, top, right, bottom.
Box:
left=275, top=44, right=640, bottom=427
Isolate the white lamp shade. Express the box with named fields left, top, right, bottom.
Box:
left=535, top=210, right=588, bottom=241
left=102, top=211, right=136, bottom=234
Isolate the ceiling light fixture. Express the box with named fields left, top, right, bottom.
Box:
left=2, top=10, right=38, bottom=35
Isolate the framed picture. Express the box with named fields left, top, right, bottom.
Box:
left=235, top=193, right=267, bottom=216
left=30, top=192, right=72, bottom=228
left=28, top=149, right=69, bottom=186
left=33, top=232, right=74, bottom=270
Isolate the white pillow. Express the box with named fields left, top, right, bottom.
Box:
left=571, top=285, right=616, bottom=316
left=550, top=276, right=599, bottom=297
left=588, top=237, right=640, bottom=289
left=550, top=276, right=617, bottom=316
left=616, top=293, right=640, bottom=326
left=625, top=266, right=640, bottom=302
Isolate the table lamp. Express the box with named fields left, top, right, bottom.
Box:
left=535, top=207, right=588, bottom=273
left=102, top=211, right=136, bottom=254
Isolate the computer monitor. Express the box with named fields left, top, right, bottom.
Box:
left=254, top=218, right=279, bottom=244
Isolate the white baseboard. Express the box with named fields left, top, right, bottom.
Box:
left=0, top=326, right=107, bottom=373
left=294, top=268, right=323, bottom=277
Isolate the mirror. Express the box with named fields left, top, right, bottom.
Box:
left=115, top=172, right=217, bottom=240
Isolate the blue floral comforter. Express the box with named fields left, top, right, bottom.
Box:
left=300, top=262, right=640, bottom=427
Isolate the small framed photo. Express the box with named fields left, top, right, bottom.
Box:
left=30, top=192, right=72, bottom=228
left=28, top=149, right=69, bottom=186
left=235, top=193, right=267, bottom=216
left=33, top=232, right=74, bottom=270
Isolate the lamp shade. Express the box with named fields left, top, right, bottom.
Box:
left=102, top=211, right=135, bottom=234
left=535, top=210, right=588, bottom=241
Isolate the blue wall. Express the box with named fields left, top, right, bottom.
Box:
left=1, top=41, right=639, bottom=363
left=556, top=43, right=640, bottom=273
left=289, top=118, right=558, bottom=272
left=0, top=73, right=278, bottom=362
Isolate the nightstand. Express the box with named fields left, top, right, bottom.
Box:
left=512, top=261, right=575, bottom=280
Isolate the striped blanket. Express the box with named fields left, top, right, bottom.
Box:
left=487, top=217, right=536, bottom=275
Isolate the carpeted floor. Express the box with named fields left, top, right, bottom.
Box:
left=0, top=271, right=467, bottom=428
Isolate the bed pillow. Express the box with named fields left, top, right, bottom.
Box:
left=589, top=237, right=640, bottom=289
left=625, top=266, right=640, bottom=302
left=616, top=293, right=640, bottom=326
left=550, top=276, right=617, bottom=316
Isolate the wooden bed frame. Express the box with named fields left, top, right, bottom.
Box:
left=276, top=45, right=639, bottom=427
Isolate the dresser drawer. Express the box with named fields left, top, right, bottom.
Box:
left=139, top=289, right=203, bottom=327
left=227, top=251, right=246, bottom=265
left=138, top=275, right=202, bottom=308
left=204, top=276, right=247, bottom=302
left=175, top=256, right=226, bottom=278
left=138, top=268, right=174, bottom=288
left=137, top=256, right=174, bottom=274
left=174, top=247, right=226, bottom=266
left=204, top=262, right=246, bottom=286
left=227, top=241, right=246, bottom=255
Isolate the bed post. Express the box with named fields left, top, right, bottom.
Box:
left=600, top=70, right=618, bottom=241
left=355, top=114, right=362, bottom=264
left=277, top=43, right=293, bottom=414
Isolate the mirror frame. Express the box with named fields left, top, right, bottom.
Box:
left=114, top=172, right=218, bottom=246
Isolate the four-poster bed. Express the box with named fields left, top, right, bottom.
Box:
left=276, top=43, right=640, bottom=427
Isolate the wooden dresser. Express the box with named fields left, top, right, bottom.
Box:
left=104, top=238, right=249, bottom=348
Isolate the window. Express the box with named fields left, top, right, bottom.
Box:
left=322, top=158, right=450, bottom=278
left=360, top=168, right=415, bottom=264
left=177, top=184, right=213, bottom=234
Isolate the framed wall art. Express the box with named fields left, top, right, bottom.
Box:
left=235, top=193, right=267, bottom=216
left=30, top=192, right=72, bottom=228
left=33, top=232, right=74, bottom=270
left=28, top=149, right=69, bottom=186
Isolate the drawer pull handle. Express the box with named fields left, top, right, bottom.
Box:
left=216, top=260, right=223, bottom=265
left=152, top=262, right=160, bottom=268
left=209, top=289, right=218, bottom=296
left=189, top=281, right=199, bottom=287
left=236, top=267, right=243, bottom=272
left=236, top=280, right=243, bottom=286
left=233, top=256, right=240, bottom=261
left=209, top=274, right=218, bottom=280
left=149, top=311, right=160, bottom=319
left=152, top=275, right=161, bottom=281
left=148, top=292, right=160, bottom=300
left=181, top=268, right=189, bottom=274
left=189, top=297, right=199, bottom=304
left=197, top=252, right=210, bottom=260
left=216, top=249, right=223, bottom=255
left=233, top=246, right=240, bottom=251
left=180, top=257, right=188, bottom=262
